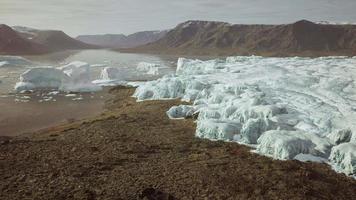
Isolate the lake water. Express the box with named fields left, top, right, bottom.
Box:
left=0, top=50, right=177, bottom=136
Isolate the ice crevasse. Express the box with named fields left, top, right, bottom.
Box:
left=132, top=56, right=356, bottom=176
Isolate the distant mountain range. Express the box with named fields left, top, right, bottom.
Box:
left=76, top=30, right=168, bottom=48
left=124, top=20, right=356, bottom=56
left=2, top=20, right=356, bottom=56
left=0, top=25, right=97, bottom=55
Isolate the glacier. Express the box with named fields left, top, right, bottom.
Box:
left=132, top=56, right=356, bottom=176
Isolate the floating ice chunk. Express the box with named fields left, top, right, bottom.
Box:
left=14, top=67, right=65, bottom=92
left=329, top=143, right=356, bottom=175
left=93, top=67, right=127, bottom=86
left=65, top=94, right=77, bottom=97
left=90, top=64, right=107, bottom=68
left=100, top=67, right=122, bottom=80
left=196, top=120, right=242, bottom=141
left=0, top=56, right=33, bottom=67
left=166, top=105, right=195, bottom=119
left=59, top=61, right=102, bottom=92
left=47, top=91, right=60, bottom=96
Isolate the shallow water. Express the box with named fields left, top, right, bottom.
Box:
left=0, top=50, right=177, bottom=136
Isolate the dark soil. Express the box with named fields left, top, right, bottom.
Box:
left=0, top=86, right=355, bottom=200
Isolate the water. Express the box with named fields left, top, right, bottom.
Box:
left=0, top=50, right=177, bottom=136
left=0, top=49, right=177, bottom=94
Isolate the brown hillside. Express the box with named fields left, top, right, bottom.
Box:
left=124, top=20, right=356, bottom=56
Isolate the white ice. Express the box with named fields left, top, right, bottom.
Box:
left=133, top=56, right=356, bottom=176
left=92, top=67, right=127, bottom=86
left=137, top=62, right=171, bottom=76
left=14, top=61, right=102, bottom=92
left=0, top=56, right=33, bottom=67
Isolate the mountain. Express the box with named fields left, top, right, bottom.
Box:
left=13, top=26, right=97, bottom=52
left=0, top=24, right=47, bottom=55
left=76, top=30, right=168, bottom=48
left=125, top=20, right=356, bottom=56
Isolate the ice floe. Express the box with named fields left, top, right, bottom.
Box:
left=133, top=56, right=356, bottom=176
left=0, top=56, right=33, bottom=67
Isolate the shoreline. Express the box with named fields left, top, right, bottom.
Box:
left=0, top=88, right=112, bottom=137
left=0, top=86, right=355, bottom=199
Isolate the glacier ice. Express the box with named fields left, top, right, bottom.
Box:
left=256, top=130, right=331, bottom=160
left=137, top=62, right=162, bottom=75
left=14, top=61, right=102, bottom=92
left=59, top=61, right=101, bottom=92
left=329, top=143, right=356, bottom=175
left=15, top=67, right=65, bottom=91
left=166, top=105, right=195, bottom=119
left=133, top=56, right=356, bottom=176
left=100, top=67, right=122, bottom=80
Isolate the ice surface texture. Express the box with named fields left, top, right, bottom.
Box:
left=15, top=61, right=102, bottom=92
left=133, top=56, right=356, bottom=176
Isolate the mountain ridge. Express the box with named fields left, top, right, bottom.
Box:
left=0, top=25, right=97, bottom=55
left=122, top=20, right=356, bottom=57
left=76, top=30, right=168, bottom=48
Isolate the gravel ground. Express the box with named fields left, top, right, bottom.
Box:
left=0, top=86, right=355, bottom=200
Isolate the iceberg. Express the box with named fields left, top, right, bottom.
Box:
left=132, top=56, right=356, bottom=176
left=14, top=67, right=65, bottom=92
left=100, top=67, right=121, bottom=80
left=59, top=61, right=101, bottom=92
left=14, top=61, right=102, bottom=92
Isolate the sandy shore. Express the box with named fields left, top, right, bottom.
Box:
left=0, top=86, right=355, bottom=199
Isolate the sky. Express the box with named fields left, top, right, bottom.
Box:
left=0, top=0, right=355, bottom=36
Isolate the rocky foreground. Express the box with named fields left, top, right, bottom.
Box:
left=0, top=86, right=355, bottom=200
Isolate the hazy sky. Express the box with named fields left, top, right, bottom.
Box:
left=0, top=0, right=355, bottom=36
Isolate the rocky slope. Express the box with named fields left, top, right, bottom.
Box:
left=77, top=30, right=168, bottom=48
left=0, top=25, right=97, bottom=55
left=13, top=26, right=97, bottom=52
left=0, top=24, right=47, bottom=55
left=126, top=20, right=356, bottom=56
